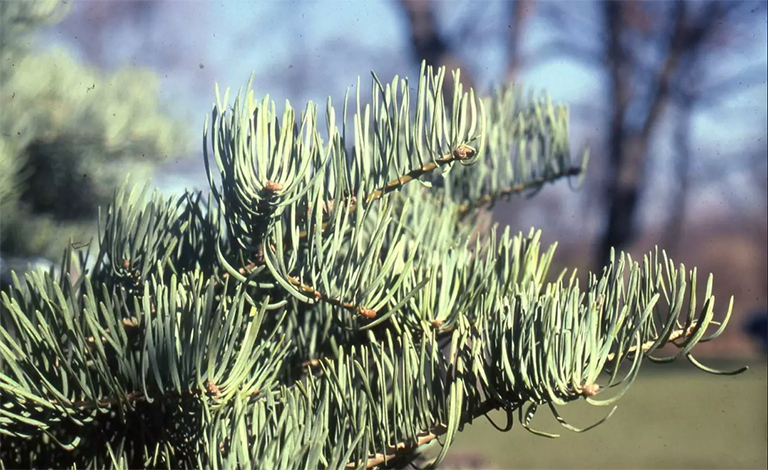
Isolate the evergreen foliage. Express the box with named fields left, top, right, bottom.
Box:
left=0, top=63, right=745, bottom=469
left=0, top=2, right=190, bottom=261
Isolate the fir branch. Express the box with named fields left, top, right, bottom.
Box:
left=458, top=164, right=582, bottom=215
left=0, top=61, right=747, bottom=469
left=218, top=260, right=378, bottom=318
left=286, top=274, right=378, bottom=319
left=296, top=144, right=476, bottom=242
left=364, top=144, right=477, bottom=204
left=351, top=398, right=502, bottom=469
left=357, top=322, right=730, bottom=469
left=605, top=322, right=692, bottom=362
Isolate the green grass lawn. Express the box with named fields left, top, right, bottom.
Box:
left=447, top=359, right=767, bottom=469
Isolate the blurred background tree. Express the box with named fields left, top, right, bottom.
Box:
left=529, top=1, right=767, bottom=269
left=0, top=1, right=191, bottom=269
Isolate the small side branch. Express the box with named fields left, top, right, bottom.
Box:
left=348, top=398, right=503, bottom=469
left=41, top=378, right=249, bottom=412
left=606, top=324, right=694, bottom=362
left=287, top=275, right=377, bottom=319
left=297, top=145, right=476, bottom=241
left=458, top=165, right=582, bottom=215
left=365, top=144, right=476, bottom=204
left=354, top=325, right=700, bottom=468
left=218, top=261, right=377, bottom=318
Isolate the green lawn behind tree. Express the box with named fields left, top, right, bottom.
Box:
left=448, top=360, right=767, bottom=469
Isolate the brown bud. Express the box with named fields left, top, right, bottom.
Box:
left=206, top=380, right=221, bottom=398
left=357, top=306, right=377, bottom=319
left=263, top=180, right=283, bottom=192
left=580, top=383, right=600, bottom=397
left=453, top=144, right=476, bottom=161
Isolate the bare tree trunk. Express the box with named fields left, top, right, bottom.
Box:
left=599, top=1, right=638, bottom=270
left=664, top=95, right=693, bottom=250
left=596, top=1, right=748, bottom=270
left=505, top=0, right=534, bottom=84
left=597, top=1, right=686, bottom=270
left=396, top=0, right=474, bottom=105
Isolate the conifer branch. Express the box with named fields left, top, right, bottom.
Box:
left=351, top=398, right=502, bottom=469
left=0, top=61, right=747, bottom=468
left=605, top=324, right=691, bottom=362
left=286, top=275, right=378, bottom=319
left=364, top=144, right=477, bottom=204
left=351, top=320, right=723, bottom=468
left=219, top=260, right=378, bottom=318
left=296, top=144, right=476, bottom=242
left=458, top=165, right=582, bottom=215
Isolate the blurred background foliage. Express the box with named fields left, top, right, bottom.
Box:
left=0, top=1, right=190, bottom=262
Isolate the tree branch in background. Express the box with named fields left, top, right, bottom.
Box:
left=396, top=0, right=475, bottom=104
left=598, top=0, right=642, bottom=270
left=674, top=63, right=768, bottom=107
left=663, top=94, right=693, bottom=250
left=661, top=3, right=767, bottom=246
left=505, top=0, right=534, bottom=83
left=595, top=1, right=747, bottom=270
left=522, top=38, right=605, bottom=71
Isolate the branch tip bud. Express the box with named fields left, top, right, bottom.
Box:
left=206, top=380, right=221, bottom=398
left=263, top=180, right=283, bottom=192
left=580, top=383, right=600, bottom=397
left=357, top=307, right=377, bottom=319
left=453, top=144, right=476, bottom=161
